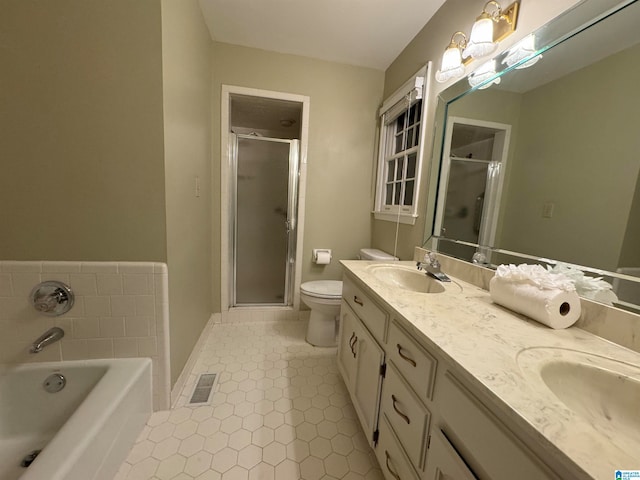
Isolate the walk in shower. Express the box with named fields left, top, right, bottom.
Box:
left=227, top=93, right=304, bottom=307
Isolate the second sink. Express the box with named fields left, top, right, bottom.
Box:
left=517, top=347, right=640, bottom=449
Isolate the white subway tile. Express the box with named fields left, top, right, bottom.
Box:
left=86, top=338, right=114, bottom=359
left=0, top=274, right=13, bottom=296
left=61, top=339, right=89, bottom=360
left=69, top=296, right=85, bottom=316
left=0, top=297, right=25, bottom=319
left=19, top=318, right=55, bottom=342
left=54, top=317, right=75, bottom=336
left=68, top=274, right=97, bottom=296
left=123, top=274, right=151, bottom=295
left=111, top=296, right=136, bottom=316
left=41, top=273, right=69, bottom=285
left=42, top=262, right=82, bottom=273
left=118, top=262, right=154, bottom=274
left=73, top=318, right=101, bottom=339
left=11, top=273, right=42, bottom=297
left=0, top=260, right=167, bottom=414
left=25, top=342, right=61, bottom=362
left=80, top=262, right=118, bottom=274
left=80, top=262, right=118, bottom=273
left=99, top=316, right=125, bottom=337
left=135, top=295, right=155, bottom=316
left=84, top=296, right=111, bottom=316
left=96, top=274, right=123, bottom=295
left=114, top=338, right=138, bottom=358
left=125, top=316, right=150, bottom=337
left=1, top=261, right=41, bottom=273
left=138, top=337, right=158, bottom=356
left=154, top=263, right=168, bottom=274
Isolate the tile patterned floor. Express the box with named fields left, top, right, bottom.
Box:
left=114, top=319, right=383, bottom=480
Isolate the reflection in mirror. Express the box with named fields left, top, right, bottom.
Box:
left=425, top=0, right=640, bottom=312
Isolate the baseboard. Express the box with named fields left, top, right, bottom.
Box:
left=170, top=313, right=218, bottom=408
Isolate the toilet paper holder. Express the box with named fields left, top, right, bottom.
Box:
left=313, top=249, right=332, bottom=264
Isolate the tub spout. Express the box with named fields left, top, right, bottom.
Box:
left=30, top=327, right=64, bottom=353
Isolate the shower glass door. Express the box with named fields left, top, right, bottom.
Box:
left=232, top=134, right=299, bottom=306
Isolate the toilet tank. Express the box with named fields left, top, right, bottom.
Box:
left=358, top=248, right=398, bottom=261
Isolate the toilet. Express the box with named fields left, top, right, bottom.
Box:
left=301, top=249, right=397, bottom=347
left=301, top=280, right=343, bottom=347
left=358, top=248, right=399, bottom=261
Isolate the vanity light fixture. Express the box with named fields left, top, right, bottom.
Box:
left=502, top=34, right=542, bottom=69
left=435, top=32, right=471, bottom=83
left=463, top=1, right=519, bottom=59
left=468, top=59, right=501, bottom=89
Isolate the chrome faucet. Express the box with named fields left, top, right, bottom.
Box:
left=30, top=327, right=65, bottom=353
left=417, top=252, right=451, bottom=282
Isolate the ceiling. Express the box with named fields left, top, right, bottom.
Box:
left=198, top=0, right=447, bottom=70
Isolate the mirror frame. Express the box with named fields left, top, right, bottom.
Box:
left=423, top=0, right=640, bottom=289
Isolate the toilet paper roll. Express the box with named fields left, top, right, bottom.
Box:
left=489, top=277, right=581, bottom=329
left=315, top=251, right=331, bottom=265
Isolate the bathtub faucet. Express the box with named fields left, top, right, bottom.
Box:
left=30, top=327, right=65, bottom=353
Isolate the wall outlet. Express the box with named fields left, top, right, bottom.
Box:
left=542, top=202, right=555, bottom=218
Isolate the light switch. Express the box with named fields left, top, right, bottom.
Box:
left=195, top=176, right=201, bottom=198
left=542, top=202, right=555, bottom=218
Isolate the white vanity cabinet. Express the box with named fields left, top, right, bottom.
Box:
left=337, top=299, right=385, bottom=443
left=434, top=372, right=560, bottom=480
left=338, top=272, right=566, bottom=480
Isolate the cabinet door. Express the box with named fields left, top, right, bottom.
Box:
left=337, top=300, right=358, bottom=387
left=425, top=430, right=477, bottom=480
left=352, top=316, right=385, bottom=441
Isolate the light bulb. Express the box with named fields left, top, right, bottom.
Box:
left=435, top=45, right=465, bottom=83
left=463, top=15, right=497, bottom=58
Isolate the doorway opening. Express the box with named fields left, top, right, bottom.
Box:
left=221, top=87, right=310, bottom=312
left=434, top=117, right=511, bottom=262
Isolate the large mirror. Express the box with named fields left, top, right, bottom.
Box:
left=424, top=0, right=640, bottom=311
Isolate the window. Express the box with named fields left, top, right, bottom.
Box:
left=374, top=66, right=430, bottom=225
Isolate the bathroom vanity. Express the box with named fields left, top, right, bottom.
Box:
left=338, top=259, right=640, bottom=480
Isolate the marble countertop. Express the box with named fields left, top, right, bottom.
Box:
left=341, top=260, right=640, bottom=480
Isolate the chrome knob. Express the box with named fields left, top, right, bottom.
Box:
left=30, top=281, right=74, bottom=316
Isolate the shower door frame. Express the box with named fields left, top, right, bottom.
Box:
left=230, top=134, right=300, bottom=307
left=433, top=116, right=511, bottom=261
left=220, top=85, right=310, bottom=313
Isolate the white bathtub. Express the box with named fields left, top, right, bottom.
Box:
left=0, top=358, right=152, bottom=480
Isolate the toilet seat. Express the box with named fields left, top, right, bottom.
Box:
left=300, top=280, right=342, bottom=300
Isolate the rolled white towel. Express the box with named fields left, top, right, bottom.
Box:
left=489, top=264, right=581, bottom=329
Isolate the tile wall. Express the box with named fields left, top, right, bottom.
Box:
left=0, top=261, right=170, bottom=410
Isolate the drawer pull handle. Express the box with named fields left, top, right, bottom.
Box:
left=397, top=344, right=417, bottom=367
left=351, top=336, right=358, bottom=358
left=385, top=451, right=401, bottom=480
left=353, top=295, right=364, bottom=306
left=348, top=332, right=356, bottom=349
left=391, top=394, right=411, bottom=424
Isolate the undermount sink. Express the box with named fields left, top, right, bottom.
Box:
left=517, top=347, right=640, bottom=447
left=366, top=264, right=455, bottom=294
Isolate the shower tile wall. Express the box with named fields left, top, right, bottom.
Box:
left=0, top=261, right=170, bottom=410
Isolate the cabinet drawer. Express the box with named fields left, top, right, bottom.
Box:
left=381, top=361, right=430, bottom=471
left=343, top=276, right=388, bottom=343
left=437, top=372, right=559, bottom=480
left=376, top=415, right=420, bottom=480
left=388, top=322, right=437, bottom=401
left=425, top=429, right=477, bottom=480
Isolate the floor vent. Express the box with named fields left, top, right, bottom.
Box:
left=189, top=373, right=218, bottom=405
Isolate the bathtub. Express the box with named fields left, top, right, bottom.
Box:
left=0, top=358, right=152, bottom=480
